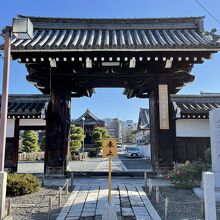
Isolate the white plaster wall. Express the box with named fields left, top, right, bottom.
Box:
left=7, top=119, right=15, bottom=137
left=138, top=144, right=151, bottom=158
left=176, top=119, right=210, bottom=137
left=19, top=119, right=46, bottom=126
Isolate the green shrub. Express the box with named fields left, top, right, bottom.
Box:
left=204, top=147, right=211, bottom=164
left=7, top=173, right=41, bottom=196
left=168, top=161, right=210, bottom=189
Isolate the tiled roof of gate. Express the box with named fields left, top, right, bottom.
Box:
left=0, top=95, right=49, bottom=118
left=6, top=15, right=220, bottom=51
left=171, top=93, right=220, bottom=119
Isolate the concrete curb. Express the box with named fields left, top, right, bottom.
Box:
left=19, top=170, right=155, bottom=178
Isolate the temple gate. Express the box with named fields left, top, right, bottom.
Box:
left=3, top=15, right=219, bottom=175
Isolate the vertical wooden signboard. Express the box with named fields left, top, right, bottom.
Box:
left=158, top=84, right=169, bottom=130
left=102, top=139, right=117, bottom=205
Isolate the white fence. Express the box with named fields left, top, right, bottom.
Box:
left=18, top=152, right=45, bottom=161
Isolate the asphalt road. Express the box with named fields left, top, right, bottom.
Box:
left=118, top=153, right=152, bottom=171
left=18, top=158, right=103, bottom=173
left=17, top=153, right=152, bottom=173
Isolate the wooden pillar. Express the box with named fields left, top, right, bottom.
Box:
left=149, top=79, right=175, bottom=169
left=149, top=86, right=159, bottom=169
left=4, top=119, right=19, bottom=172
left=44, top=81, right=71, bottom=176
left=12, top=119, right=19, bottom=172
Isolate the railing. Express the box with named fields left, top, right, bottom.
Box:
left=6, top=198, right=12, bottom=217
left=143, top=173, right=204, bottom=220
left=5, top=177, right=73, bottom=220
left=47, top=179, right=70, bottom=220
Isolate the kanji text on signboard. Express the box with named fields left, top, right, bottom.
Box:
left=102, top=139, right=117, bottom=157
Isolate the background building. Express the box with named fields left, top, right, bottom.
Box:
left=104, top=118, right=122, bottom=142
left=171, top=93, right=220, bottom=162
left=134, top=108, right=150, bottom=145
left=1, top=94, right=49, bottom=171
left=123, top=120, right=137, bottom=130
left=73, top=109, right=105, bottom=148
left=120, top=120, right=137, bottom=142
left=133, top=108, right=151, bottom=158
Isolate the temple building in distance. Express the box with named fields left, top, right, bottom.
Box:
left=72, top=109, right=105, bottom=149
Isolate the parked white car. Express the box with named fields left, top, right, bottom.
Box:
left=125, top=147, right=140, bottom=158
left=117, top=144, right=122, bottom=152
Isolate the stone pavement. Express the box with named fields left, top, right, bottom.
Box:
left=56, top=184, right=161, bottom=220
left=95, top=157, right=128, bottom=171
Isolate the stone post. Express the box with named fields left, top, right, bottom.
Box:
left=209, top=109, right=220, bottom=187
left=0, top=172, right=7, bottom=219
left=203, top=172, right=216, bottom=220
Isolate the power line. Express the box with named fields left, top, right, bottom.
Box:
left=194, top=0, right=220, bottom=25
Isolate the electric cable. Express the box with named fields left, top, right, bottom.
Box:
left=194, top=0, right=220, bottom=25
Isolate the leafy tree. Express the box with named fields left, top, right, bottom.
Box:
left=123, top=128, right=136, bottom=143
left=69, top=124, right=85, bottom=151
left=91, top=127, right=110, bottom=152
left=22, top=130, right=39, bottom=152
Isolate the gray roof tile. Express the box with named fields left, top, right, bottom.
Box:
left=0, top=95, right=49, bottom=118
left=137, top=108, right=150, bottom=129
left=4, top=15, right=219, bottom=52
left=171, top=94, right=220, bottom=118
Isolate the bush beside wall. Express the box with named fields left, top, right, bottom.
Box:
left=7, top=173, right=41, bottom=196
left=168, top=161, right=210, bottom=189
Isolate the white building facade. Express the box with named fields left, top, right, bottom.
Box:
left=134, top=108, right=151, bottom=158
left=136, top=94, right=220, bottom=162
left=171, top=93, right=220, bottom=162
left=2, top=94, right=49, bottom=171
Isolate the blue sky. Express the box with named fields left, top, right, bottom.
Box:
left=0, top=0, right=220, bottom=121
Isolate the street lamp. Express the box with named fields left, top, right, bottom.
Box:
left=0, top=18, right=33, bottom=219
left=82, top=117, right=85, bottom=161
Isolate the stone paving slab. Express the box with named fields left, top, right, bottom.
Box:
left=136, top=186, right=161, bottom=220
left=95, top=157, right=128, bottom=171
left=56, top=184, right=161, bottom=220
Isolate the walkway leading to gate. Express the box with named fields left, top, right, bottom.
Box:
left=56, top=184, right=161, bottom=220
left=95, top=157, right=128, bottom=172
